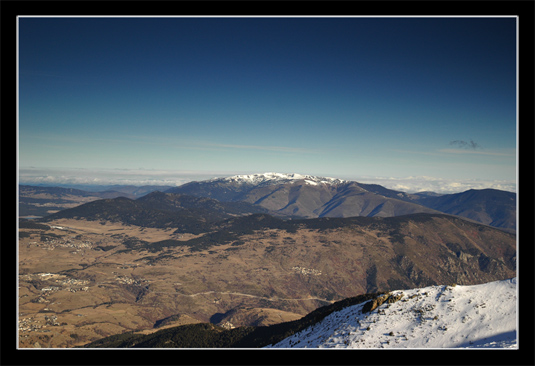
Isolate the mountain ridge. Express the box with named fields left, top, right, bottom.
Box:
left=40, top=192, right=270, bottom=234
left=209, top=172, right=347, bottom=185
left=165, top=172, right=515, bottom=230
left=23, top=171, right=516, bottom=231
left=166, top=173, right=442, bottom=219
left=267, top=277, right=517, bottom=348
left=413, top=188, right=516, bottom=231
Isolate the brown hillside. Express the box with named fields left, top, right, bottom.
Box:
left=18, top=214, right=515, bottom=348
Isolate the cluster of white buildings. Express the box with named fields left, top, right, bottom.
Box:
left=292, top=266, right=322, bottom=276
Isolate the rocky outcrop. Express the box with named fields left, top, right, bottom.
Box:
left=362, top=293, right=404, bottom=314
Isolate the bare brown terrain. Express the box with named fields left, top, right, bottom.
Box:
left=18, top=212, right=516, bottom=348
left=18, top=220, right=323, bottom=347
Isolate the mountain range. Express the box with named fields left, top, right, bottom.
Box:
left=165, top=173, right=516, bottom=231
left=22, top=172, right=518, bottom=349
left=165, top=173, right=438, bottom=218
left=22, top=172, right=517, bottom=231
left=30, top=172, right=517, bottom=235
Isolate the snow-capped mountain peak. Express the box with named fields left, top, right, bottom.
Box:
left=212, top=172, right=346, bottom=186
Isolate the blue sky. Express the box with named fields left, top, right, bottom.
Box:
left=18, top=17, right=517, bottom=192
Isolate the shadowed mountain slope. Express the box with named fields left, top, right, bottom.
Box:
left=40, top=192, right=269, bottom=234
left=166, top=174, right=442, bottom=219
left=82, top=292, right=380, bottom=348
left=166, top=174, right=516, bottom=231
left=413, top=189, right=516, bottom=231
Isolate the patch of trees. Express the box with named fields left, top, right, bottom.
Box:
left=41, top=194, right=269, bottom=235
left=19, top=220, right=50, bottom=230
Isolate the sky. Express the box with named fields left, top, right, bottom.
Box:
left=17, top=17, right=517, bottom=193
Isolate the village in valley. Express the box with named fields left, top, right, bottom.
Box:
left=17, top=221, right=154, bottom=347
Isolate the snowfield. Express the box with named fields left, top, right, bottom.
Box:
left=266, top=278, right=517, bottom=349
left=214, top=172, right=346, bottom=186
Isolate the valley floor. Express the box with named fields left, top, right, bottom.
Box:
left=17, top=215, right=517, bottom=348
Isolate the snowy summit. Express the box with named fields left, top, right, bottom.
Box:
left=213, top=173, right=346, bottom=186
left=266, top=278, right=517, bottom=349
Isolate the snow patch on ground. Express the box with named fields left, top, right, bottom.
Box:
left=266, top=278, right=517, bottom=349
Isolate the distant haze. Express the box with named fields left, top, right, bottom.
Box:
left=18, top=167, right=516, bottom=194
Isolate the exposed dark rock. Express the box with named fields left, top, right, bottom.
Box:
left=361, top=293, right=390, bottom=314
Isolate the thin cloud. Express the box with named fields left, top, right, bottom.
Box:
left=19, top=168, right=517, bottom=194
left=207, top=143, right=317, bottom=154
left=18, top=167, right=231, bottom=187
left=392, top=146, right=514, bottom=158
left=354, top=175, right=516, bottom=194
left=449, top=139, right=480, bottom=150
left=438, top=149, right=514, bottom=157
left=123, top=135, right=318, bottom=154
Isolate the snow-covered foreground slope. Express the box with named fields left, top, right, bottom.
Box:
left=266, top=278, right=517, bottom=349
